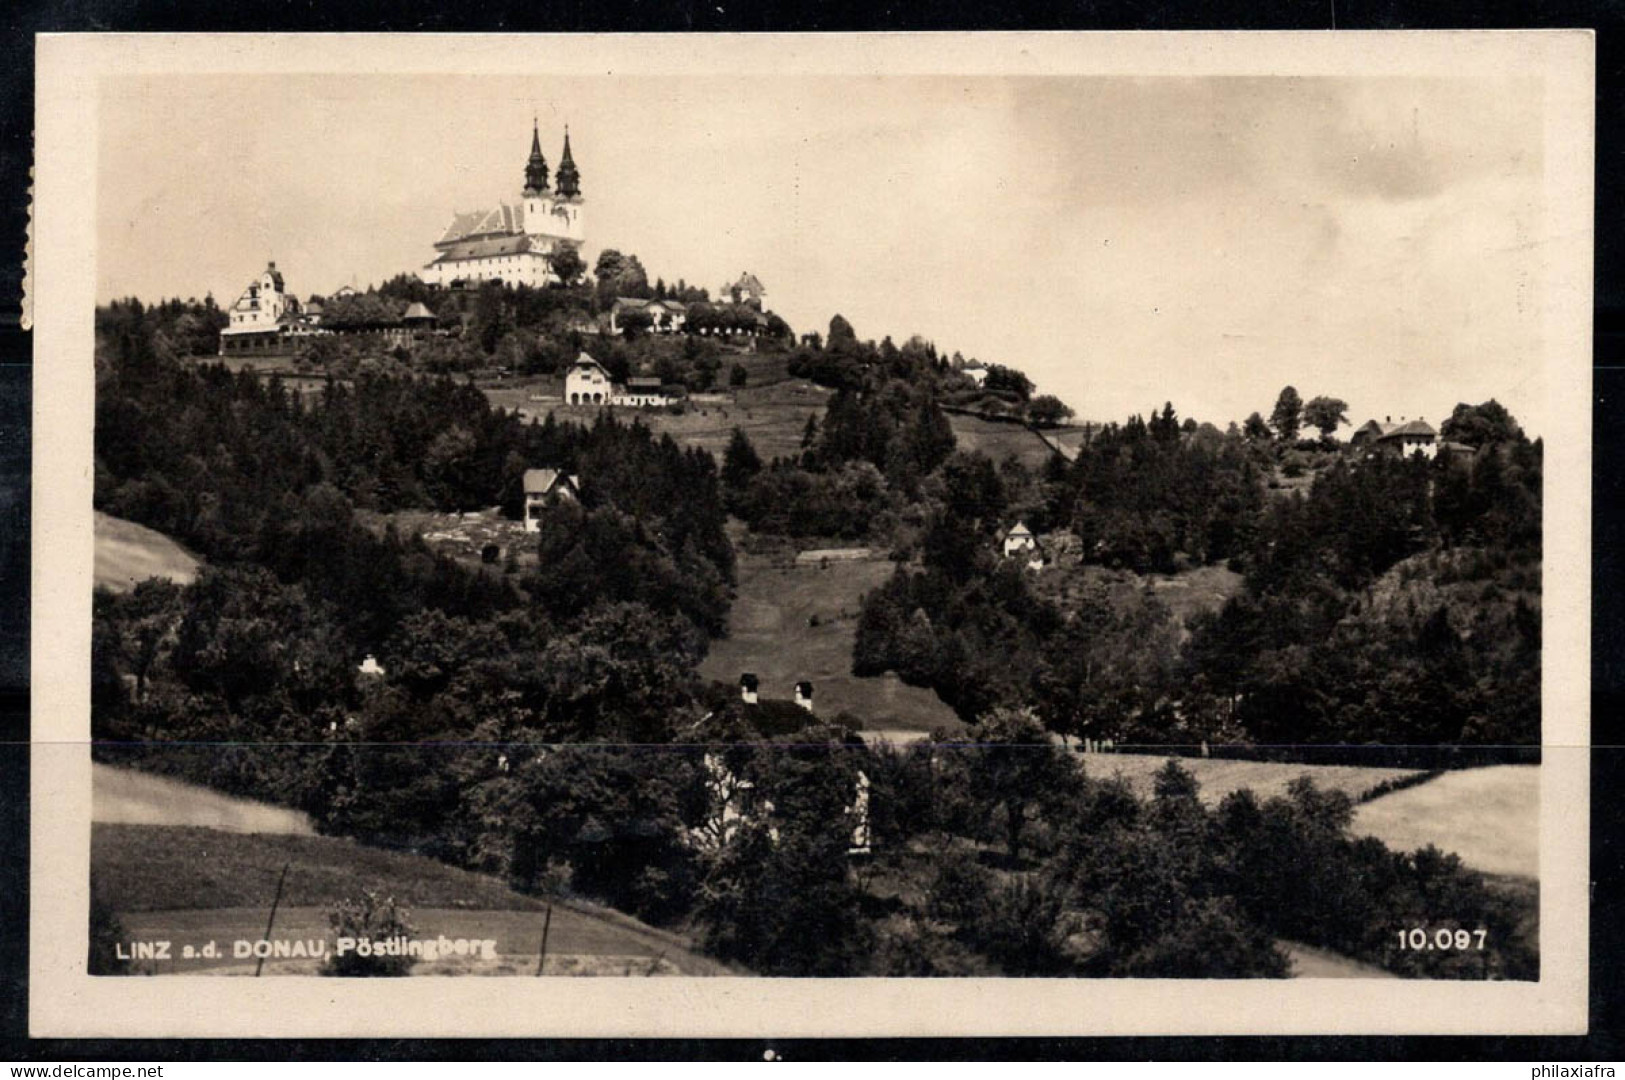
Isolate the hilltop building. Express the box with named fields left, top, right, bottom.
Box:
left=422, top=123, right=585, bottom=289
left=721, top=272, right=766, bottom=308
left=219, top=261, right=327, bottom=355
left=1352, top=417, right=1439, bottom=459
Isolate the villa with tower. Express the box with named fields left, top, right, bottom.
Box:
left=421, top=123, right=585, bottom=289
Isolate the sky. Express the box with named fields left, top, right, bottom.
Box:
left=97, top=73, right=1549, bottom=434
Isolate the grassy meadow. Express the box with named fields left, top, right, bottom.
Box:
left=92, top=823, right=730, bottom=976
left=697, top=547, right=965, bottom=735
left=93, top=511, right=202, bottom=593
left=1353, top=765, right=1540, bottom=879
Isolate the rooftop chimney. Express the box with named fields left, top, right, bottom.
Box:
left=794, top=681, right=814, bottom=712
left=740, top=672, right=759, bottom=705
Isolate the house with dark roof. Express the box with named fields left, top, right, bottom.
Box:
left=722, top=272, right=766, bottom=308
left=1378, top=419, right=1438, bottom=458
left=1353, top=416, right=1438, bottom=458
left=402, top=302, right=438, bottom=332
left=610, top=296, right=688, bottom=335
left=522, top=468, right=580, bottom=532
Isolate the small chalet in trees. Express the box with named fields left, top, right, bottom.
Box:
left=522, top=468, right=579, bottom=532
left=722, top=272, right=766, bottom=308
left=1001, top=522, right=1048, bottom=571
left=1352, top=416, right=1438, bottom=459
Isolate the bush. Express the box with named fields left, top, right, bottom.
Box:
left=320, top=891, right=419, bottom=976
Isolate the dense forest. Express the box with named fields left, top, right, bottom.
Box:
left=91, top=290, right=1541, bottom=978
left=850, top=396, right=1541, bottom=764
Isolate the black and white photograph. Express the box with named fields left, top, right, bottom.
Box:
left=28, top=32, right=1592, bottom=1037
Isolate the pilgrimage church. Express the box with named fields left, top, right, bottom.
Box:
left=421, top=123, right=585, bottom=289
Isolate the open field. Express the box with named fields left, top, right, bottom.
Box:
left=93, top=511, right=202, bottom=593
left=700, top=547, right=964, bottom=734
left=93, top=764, right=314, bottom=836
left=483, top=360, right=829, bottom=465
left=944, top=412, right=1065, bottom=471
left=93, top=823, right=530, bottom=911
left=1039, top=752, right=1421, bottom=807
left=1353, top=765, right=1538, bottom=879
left=93, top=823, right=731, bottom=976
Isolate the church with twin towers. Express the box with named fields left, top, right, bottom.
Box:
left=421, top=122, right=585, bottom=289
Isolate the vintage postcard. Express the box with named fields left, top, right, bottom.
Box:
left=30, top=32, right=1592, bottom=1037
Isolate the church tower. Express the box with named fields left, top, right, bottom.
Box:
left=555, top=127, right=581, bottom=200
left=523, top=121, right=550, bottom=196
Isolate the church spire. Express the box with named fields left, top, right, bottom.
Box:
left=524, top=119, right=550, bottom=196
left=555, top=125, right=581, bottom=200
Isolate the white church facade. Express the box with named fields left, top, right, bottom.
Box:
left=422, top=123, right=585, bottom=289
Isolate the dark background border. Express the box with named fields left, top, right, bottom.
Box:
left=0, top=0, right=1618, bottom=1061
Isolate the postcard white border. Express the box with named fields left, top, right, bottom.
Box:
left=31, top=31, right=1593, bottom=1038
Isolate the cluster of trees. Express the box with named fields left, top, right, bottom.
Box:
left=868, top=739, right=1535, bottom=979
left=853, top=397, right=1542, bottom=759
left=93, top=309, right=738, bottom=838
left=717, top=317, right=961, bottom=540
left=1240, top=385, right=1350, bottom=446
left=97, top=297, right=228, bottom=361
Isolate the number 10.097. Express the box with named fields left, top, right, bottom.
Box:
left=1398, top=927, right=1487, bottom=951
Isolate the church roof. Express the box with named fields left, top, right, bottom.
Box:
left=427, top=234, right=538, bottom=265
left=436, top=204, right=524, bottom=246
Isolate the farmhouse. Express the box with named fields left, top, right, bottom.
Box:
left=1353, top=416, right=1438, bottom=459
left=610, top=297, right=688, bottom=334
left=421, top=122, right=584, bottom=289
left=522, top=468, right=580, bottom=532
left=721, top=272, right=766, bottom=308
left=1003, top=522, right=1036, bottom=557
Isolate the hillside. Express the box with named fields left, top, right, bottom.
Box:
left=93, top=823, right=732, bottom=976
left=93, top=763, right=314, bottom=836
left=487, top=373, right=831, bottom=465
left=698, top=543, right=963, bottom=736
left=1353, top=765, right=1538, bottom=879
left=93, top=511, right=202, bottom=593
